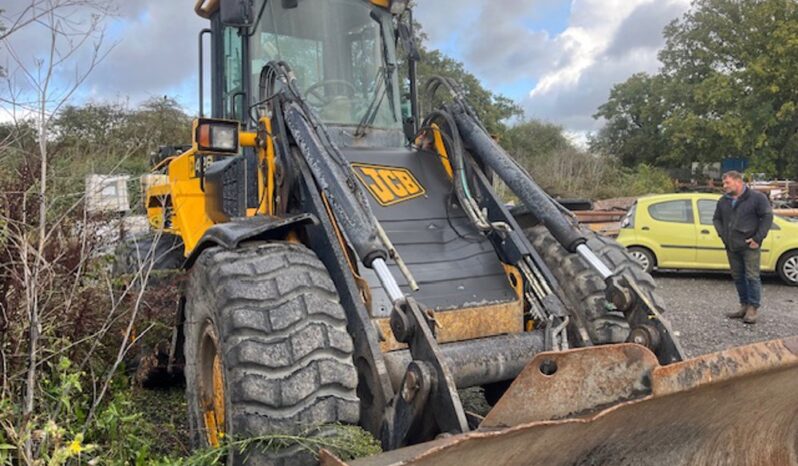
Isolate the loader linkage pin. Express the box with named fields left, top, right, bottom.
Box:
left=605, top=274, right=684, bottom=364
left=382, top=298, right=468, bottom=449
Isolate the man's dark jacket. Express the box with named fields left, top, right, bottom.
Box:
left=713, top=187, right=773, bottom=252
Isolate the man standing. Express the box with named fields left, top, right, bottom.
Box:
left=713, top=171, right=773, bottom=324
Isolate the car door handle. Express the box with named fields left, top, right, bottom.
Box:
left=700, top=229, right=710, bottom=234
left=641, top=226, right=650, bottom=231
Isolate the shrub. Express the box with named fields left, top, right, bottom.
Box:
left=508, top=148, right=674, bottom=201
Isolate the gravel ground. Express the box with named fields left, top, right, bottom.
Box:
left=653, top=270, right=798, bottom=358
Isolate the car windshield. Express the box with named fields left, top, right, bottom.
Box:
left=250, top=0, right=402, bottom=130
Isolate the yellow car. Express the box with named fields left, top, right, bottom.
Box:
left=616, top=193, right=798, bottom=285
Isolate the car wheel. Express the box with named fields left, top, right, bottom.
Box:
left=628, top=247, right=655, bottom=273
left=777, top=250, right=798, bottom=286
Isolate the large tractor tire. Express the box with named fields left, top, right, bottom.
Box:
left=183, top=242, right=360, bottom=465
left=527, top=225, right=668, bottom=345
left=112, top=232, right=184, bottom=277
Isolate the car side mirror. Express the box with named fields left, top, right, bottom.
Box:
left=220, top=0, right=253, bottom=27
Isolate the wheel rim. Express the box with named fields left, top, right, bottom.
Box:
left=198, top=321, right=226, bottom=447
left=784, top=256, right=798, bottom=283
left=630, top=250, right=651, bottom=271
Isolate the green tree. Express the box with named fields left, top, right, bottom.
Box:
left=54, top=102, right=130, bottom=150
left=503, top=119, right=572, bottom=163
left=591, top=73, right=672, bottom=167
left=594, top=0, right=798, bottom=178
left=47, top=98, right=192, bottom=212
left=53, top=97, right=192, bottom=161
left=123, top=96, right=193, bottom=156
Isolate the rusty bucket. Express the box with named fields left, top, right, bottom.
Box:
left=324, top=336, right=798, bottom=466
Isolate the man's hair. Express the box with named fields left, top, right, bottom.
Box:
left=722, top=170, right=744, bottom=181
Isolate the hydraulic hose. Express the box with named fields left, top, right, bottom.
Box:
left=258, top=61, right=389, bottom=265
left=449, top=104, right=587, bottom=253
left=422, top=110, right=491, bottom=232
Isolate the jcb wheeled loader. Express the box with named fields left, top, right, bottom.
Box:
left=130, top=0, right=798, bottom=464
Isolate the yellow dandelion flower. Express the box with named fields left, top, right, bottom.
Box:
left=68, top=437, right=83, bottom=455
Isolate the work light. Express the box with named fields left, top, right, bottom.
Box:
left=194, top=119, right=240, bottom=154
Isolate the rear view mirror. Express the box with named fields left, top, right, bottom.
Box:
left=397, top=21, right=419, bottom=61
left=220, top=0, right=253, bottom=27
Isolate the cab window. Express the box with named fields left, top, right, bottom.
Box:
left=648, top=200, right=694, bottom=223
left=697, top=199, right=717, bottom=225
left=223, top=26, right=244, bottom=119
left=249, top=0, right=401, bottom=128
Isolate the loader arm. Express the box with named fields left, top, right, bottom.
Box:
left=423, top=76, right=684, bottom=365
left=259, top=61, right=469, bottom=447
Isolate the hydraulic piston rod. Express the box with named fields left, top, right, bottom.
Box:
left=443, top=97, right=684, bottom=363
left=372, top=258, right=404, bottom=303
left=576, top=244, right=614, bottom=279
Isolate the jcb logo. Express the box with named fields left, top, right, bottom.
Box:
left=351, top=163, right=425, bottom=206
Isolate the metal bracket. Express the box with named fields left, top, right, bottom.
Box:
left=605, top=273, right=684, bottom=364
left=382, top=297, right=468, bottom=448
left=464, top=161, right=578, bottom=350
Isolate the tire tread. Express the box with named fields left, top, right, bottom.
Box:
left=527, top=225, right=667, bottom=343
left=184, top=242, right=359, bottom=465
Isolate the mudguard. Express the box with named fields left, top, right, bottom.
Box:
left=182, top=213, right=317, bottom=268
left=322, top=336, right=798, bottom=466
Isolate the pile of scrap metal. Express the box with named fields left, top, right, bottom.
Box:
left=751, top=180, right=798, bottom=209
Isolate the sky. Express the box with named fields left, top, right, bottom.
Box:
left=1, top=0, right=692, bottom=138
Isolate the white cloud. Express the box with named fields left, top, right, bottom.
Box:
left=523, top=0, right=690, bottom=131
left=2, top=0, right=692, bottom=133
left=415, top=0, right=561, bottom=87
left=415, top=0, right=691, bottom=132
left=83, top=1, right=207, bottom=106
left=1, top=0, right=207, bottom=115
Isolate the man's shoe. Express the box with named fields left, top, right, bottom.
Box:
left=743, top=306, right=758, bottom=324
left=726, top=304, right=748, bottom=319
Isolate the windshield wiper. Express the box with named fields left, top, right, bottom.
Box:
left=246, top=0, right=269, bottom=37
left=355, top=11, right=398, bottom=136
left=355, top=66, right=392, bottom=136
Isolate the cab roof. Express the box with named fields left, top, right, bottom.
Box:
left=194, top=0, right=395, bottom=18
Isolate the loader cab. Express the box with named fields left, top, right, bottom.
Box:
left=210, top=0, right=409, bottom=145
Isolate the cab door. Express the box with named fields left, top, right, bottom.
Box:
left=695, top=198, right=728, bottom=268
left=641, top=199, right=696, bottom=267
